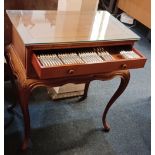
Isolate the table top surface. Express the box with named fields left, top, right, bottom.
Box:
left=6, top=10, right=140, bottom=45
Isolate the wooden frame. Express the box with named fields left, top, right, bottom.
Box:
left=5, top=10, right=147, bottom=151
left=6, top=44, right=131, bottom=150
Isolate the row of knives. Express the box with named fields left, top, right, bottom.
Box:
left=37, top=49, right=140, bottom=67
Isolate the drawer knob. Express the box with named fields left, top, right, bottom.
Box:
left=68, top=69, right=75, bottom=74
left=121, top=64, right=127, bottom=69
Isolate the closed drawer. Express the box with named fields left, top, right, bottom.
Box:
left=32, top=47, right=146, bottom=79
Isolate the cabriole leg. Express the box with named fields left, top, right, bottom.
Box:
left=102, top=70, right=130, bottom=132
left=19, top=87, right=31, bottom=150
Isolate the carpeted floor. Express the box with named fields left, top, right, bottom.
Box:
left=4, top=22, right=151, bottom=155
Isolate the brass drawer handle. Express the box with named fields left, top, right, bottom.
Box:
left=68, top=69, right=75, bottom=74
left=121, top=64, right=127, bottom=69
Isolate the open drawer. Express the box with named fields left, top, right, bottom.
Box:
left=32, top=46, right=146, bottom=79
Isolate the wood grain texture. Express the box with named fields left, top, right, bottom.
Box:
left=117, top=0, right=151, bottom=28
left=31, top=47, right=146, bottom=79
left=5, top=7, right=147, bottom=151
left=12, top=26, right=26, bottom=67
left=6, top=10, right=140, bottom=45
left=5, top=44, right=132, bottom=150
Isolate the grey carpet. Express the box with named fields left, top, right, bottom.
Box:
left=4, top=22, right=151, bottom=155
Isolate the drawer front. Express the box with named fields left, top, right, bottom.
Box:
left=32, top=47, right=146, bottom=79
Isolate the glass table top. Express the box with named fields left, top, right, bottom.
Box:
left=6, top=10, right=140, bottom=45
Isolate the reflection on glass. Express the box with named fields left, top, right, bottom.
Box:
left=99, top=12, right=110, bottom=39
left=21, top=11, right=35, bottom=28
left=90, top=11, right=109, bottom=40
left=58, top=0, right=83, bottom=11
left=57, top=0, right=99, bottom=11
left=6, top=10, right=140, bottom=44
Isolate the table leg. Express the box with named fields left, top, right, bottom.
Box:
left=19, top=87, right=31, bottom=150
left=78, top=81, right=90, bottom=102
left=102, top=70, right=130, bottom=131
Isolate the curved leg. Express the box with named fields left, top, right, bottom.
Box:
left=78, top=82, right=90, bottom=102
left=102, top=70, right=130, bottom=132
left=19, top=87, right=31, bottom=150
